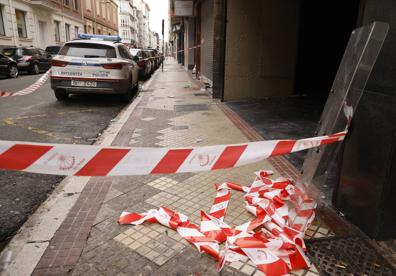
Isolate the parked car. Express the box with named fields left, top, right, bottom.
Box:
left=50, top=34, right=139, bottom=102
left=45, top=45, right=62, bottom=57
left=0, top=53, right=18, bottom=78
left=145, top=50, right=158, bottom=71
left=2, top=47, right=51, bottom=74
left=129, top=48, right=152, bottom=80
left=151, top=49, right=163, bottom=67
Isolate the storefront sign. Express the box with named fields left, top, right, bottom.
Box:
left=174, top=1, right=193, bottom=17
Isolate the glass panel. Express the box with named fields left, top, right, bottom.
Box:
left=59, top=43, right=116, bottom=58
left=54, top=21, right=60, bottom=42
left=15, top=10, right=27, bottom=38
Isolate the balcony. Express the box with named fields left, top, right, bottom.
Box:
left=30, top=0, right=60, bottom=11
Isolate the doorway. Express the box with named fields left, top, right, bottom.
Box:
left=39, top=21, right=47, bottom=49
left=294, top=0, right=362, bottom=100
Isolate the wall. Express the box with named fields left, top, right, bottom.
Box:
left=224, top=0, right=300, bottom=101
left=335, top=0, right=396, bottom=238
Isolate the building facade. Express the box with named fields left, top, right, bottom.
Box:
left=0, top=0, right=84, bottom=50
left=118, top=0, right=138, bottom=46
left=82, top=0, right=118, bottom=36
left=134, top=0, right=149, bottom=48
left=169, top=0, right=396, bottom=243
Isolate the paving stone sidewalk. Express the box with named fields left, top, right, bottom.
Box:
left=32, top=59, right=329, bottom=276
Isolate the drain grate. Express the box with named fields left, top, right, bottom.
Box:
left=306, top=236, right=395, bottom=275
left=174, top=104, right=209, bottom=112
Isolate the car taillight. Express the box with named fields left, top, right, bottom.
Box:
left=19, top=56, right=32, bottom=62
left=138, top=60, right=145, bottom=67
left=102, top=63, right=124, bottom=69
left=51, top=60, right=69, bottom=67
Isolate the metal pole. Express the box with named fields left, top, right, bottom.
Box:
left=162, top=19, right=164, bottom=72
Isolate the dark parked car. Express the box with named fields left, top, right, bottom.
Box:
left=2, top=47, right=52, bottom=74
left=0, top=53, right=18, bottom=78
left=146, top=50, right=158, bottom=71
left=129, top=48, right=152, bottom=80
left=45, top=45, right=62, bottom=57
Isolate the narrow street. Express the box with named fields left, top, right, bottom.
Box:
left=0, top=73, right=128, bottom=249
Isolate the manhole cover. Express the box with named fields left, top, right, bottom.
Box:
left=174, top=104, right=209, bottom=112
left=306, top=236, right=395, bottom=275
left=172, top=125, right=189, bottom=130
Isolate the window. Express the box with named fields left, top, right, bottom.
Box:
left=86, top=0, right=91, bottom=10
left=54, top=20, right=60, bottom=42
left=118, top=45, right=132, bottom=59
left=72, top=0, right=78, bottom=10
left=59, top=43, right=116, bottom=58
left=74, top=26, right=79, bottom=38
left=0, top=5, right=5, bottom=36
left=65, top=23, right=70, bottom=41
left=63, top=0, right=70, bottom=6
left=15, top=10, right=27, bottom=38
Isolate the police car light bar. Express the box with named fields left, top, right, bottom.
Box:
left=78, top=34, right=122, bottom=42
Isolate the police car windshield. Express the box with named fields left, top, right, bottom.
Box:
left=59, top=43, right=116, bottom=58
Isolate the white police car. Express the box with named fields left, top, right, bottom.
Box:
left=50, top=34, right=139, bottom=101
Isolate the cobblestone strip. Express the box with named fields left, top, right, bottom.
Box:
left=32, top=178, right=112, bottom=275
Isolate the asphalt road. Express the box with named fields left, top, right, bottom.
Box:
left=0, top=73, right=128, bottom=249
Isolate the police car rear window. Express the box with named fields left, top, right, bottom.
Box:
left=59, top=43, right=116, bottom=58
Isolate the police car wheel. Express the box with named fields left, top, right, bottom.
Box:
left=54, top=89, right=69, bottom=101
left=122, top=87, right=134, bottom=103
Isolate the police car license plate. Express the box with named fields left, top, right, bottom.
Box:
left=71, top=80, right=97, bottom=87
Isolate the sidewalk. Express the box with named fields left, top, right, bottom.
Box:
left=5, top=59, right=327, bottom=276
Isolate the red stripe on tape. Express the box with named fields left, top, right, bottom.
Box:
left=320, top=138, right=341, bottom=145
left=151, top=149, right=193, bottom=174
left=0, top=144, right=53, bottom=170
left=270, top=141, right=296, bottom=157
left=75, top=148, right=130, bottom=176
left=213, top=193, right=230, bottom=205
left=209, top=209, right=226, bottom=220
left=212, top=145, right=247, bottom=170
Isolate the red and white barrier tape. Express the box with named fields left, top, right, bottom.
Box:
left=140, top=44, right=202, bottom=62
left=0, top=70, right=50, bottom=98
left=0, top=130, right=346, bottom=176
left=118, top=170, right=315, bottom=275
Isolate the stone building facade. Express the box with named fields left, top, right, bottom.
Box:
left=82, top=0, right=118, bottom=36
left=0, top=0, right=84, bottom=50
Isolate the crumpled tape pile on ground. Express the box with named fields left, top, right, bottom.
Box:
left=118, top=170, right=315, bottom=276
left=0, top=70, right=50, bottom=97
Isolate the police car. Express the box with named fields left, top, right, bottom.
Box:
left=50, top=34, right=139, bottom=101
